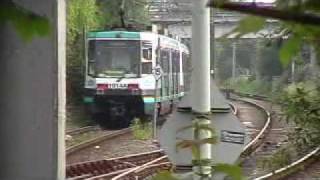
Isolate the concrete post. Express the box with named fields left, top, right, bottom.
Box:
left=232, top=42, right=237, bottom=78
left=310, top=46, right=319, bottom=79
left=291, top=60, right=295, bottom=83
left=0, top=0, right=66, bottom=179
left=191, top=0, right=211, bottom=113
left=191, top=0, right=211, bottom=178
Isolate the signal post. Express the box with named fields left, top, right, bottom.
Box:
left=159, top=0, right=247, bottom=179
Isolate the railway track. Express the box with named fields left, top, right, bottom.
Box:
left=231, top=92, right=320, bottom=180
left=65, top=94, right=292, bottom=179
left=67, top=128, right=132, bottom=156
left=66, top=150, right=171, bottom=180
left=280, top=148, right=320, bottom=180
left=67, top=126, right=98, bottom=136
left=230, top=94, right=293, bottom=179
left=66, top=122, right=165, bottom=179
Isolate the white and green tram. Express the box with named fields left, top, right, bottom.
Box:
left=83, top=31, right=191, bottom=127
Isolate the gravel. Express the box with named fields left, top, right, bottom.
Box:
left=67, top=132, right=160, bottom=164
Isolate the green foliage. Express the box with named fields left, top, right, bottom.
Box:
left=170, top=116, right=244, bottom=179
left=213, top=163, right=243, bottom=180
left=67, top=0, right=103, bottom=42
left=231, top=0, right=320, bottom=67
left=229, top=16, right=266, bottom=38
left=279, top=81, right=320, bottom=147
left=67, top=0, right=103, bottom=102
left=0, top=1, right=50, bottom=41
left=99, top=0, right=150, bottom=28
left=176, top=117, right=218, bottom=160
left=224, top=77, right=272, bottom=96
left=258, top=148, right=292, bottom=173
left=130, top=118, right=152, bottom=140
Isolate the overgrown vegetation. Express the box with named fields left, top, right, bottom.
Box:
left=279, top=81, right=320, bottom=148
left=130, top=118, right=152, bottom=140
left=67, top=0, right=104, bottom=103
left=224, top=77, right=272, bottom=96
left=213, top=0, right=320, bottom=67
left=258, top=148, right=293, bottom=173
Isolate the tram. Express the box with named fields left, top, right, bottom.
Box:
left=83, top=31, right=191, bottom=127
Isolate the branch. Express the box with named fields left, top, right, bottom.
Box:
left=206, top=1, right=320, bottom=26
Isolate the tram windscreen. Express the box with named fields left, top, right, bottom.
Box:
left=88, top=40, right=140, bottom=77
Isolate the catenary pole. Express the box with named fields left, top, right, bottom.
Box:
left=191, top=0, right=212, bottom=178
left=232, top=42, right=236, bottom=78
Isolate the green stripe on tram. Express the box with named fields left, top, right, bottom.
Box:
left=143, top=94, right=183, bottom=104
left=87, top=31, right=140, bottom=39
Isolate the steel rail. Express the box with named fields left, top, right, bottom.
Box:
left=66, top=128, right=132, bottom=156
left=240, top=99, right=271, bottom=156
left=255, top=147, right=320, bottom=180
left=66, top=150, right=166, bottom=179
left=229, top=94, right=272, bottom=157
left=232, top=92, right=320, bottom=179
left=111, top=155, right=169, bottom=180
left=66, top=126, right=97, bottom=136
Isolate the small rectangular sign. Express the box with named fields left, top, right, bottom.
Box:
left=108, top=84, right=128, bottom=89
left=220, top=130, right=245, bottom=144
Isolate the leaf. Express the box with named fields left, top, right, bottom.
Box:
left=226, top=16, right=266, bottom=38
left=195, top=124, right=216, bottom=135
left=191, top=145, right=200, bottom=160
left=200, top=137, right=218, bottom=145
left=279, top=36, right=302, bottom=67
left=0, top=2, right=51, bottom=42
left=152, top=171, right=180, bottom=180
left=176, top=125, right=193, bottom=133
left=213, top=163, right=244, bottom=180
left=176, top=140, right=195, bottom=149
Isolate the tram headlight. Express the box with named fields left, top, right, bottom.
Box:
left=86, top=79, right=96, bottom=87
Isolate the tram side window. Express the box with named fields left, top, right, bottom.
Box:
left=182, top=53, right=191, bottom=92
left=142, top=62, right=152, bottom=74
left=142, top=48, right=152, bottom=60
left=88, top=41, right=95, bottom=76
left=160, top=49, right=170, bottom=96
left=160, top=50, right=170, bottom=73
left=172, top=51, right=180, bottom=95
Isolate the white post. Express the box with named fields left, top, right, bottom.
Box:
left=291, top=60, right=295, bottom=83
left=232, top=42, right=236, bottom=78
left=153, top=38, right=161, bottom=139
left=191, top=0, right=211, bottom=178
left=310, top=46, right=319, bottom=79
left=153, top=79, right=158, bottom=139
left=191, top=0, right=211, bottom=113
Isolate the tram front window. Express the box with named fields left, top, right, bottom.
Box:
left=88, top=40, right=140, bottom=77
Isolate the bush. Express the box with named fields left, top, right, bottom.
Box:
left=130, top=118, right=152, bottom=140
left=224, top=77, right=272, bottom=96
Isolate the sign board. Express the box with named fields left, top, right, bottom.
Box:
left=220, top=130, right=245, bottom=144
left=153, top=65, right=163, bottom=80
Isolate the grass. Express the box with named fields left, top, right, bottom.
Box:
left=130, top=118, right=152, bottom=140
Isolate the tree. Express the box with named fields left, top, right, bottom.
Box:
left=208, top=0, right=320, bottom=67
left=66, top=0, right=103, bottom=102
left=209, top=0, right=320, bottom=149
left=98, top=0, right=150, bottom=29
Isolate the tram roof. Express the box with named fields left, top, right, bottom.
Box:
left=87, top=31, right=140, bottom=39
